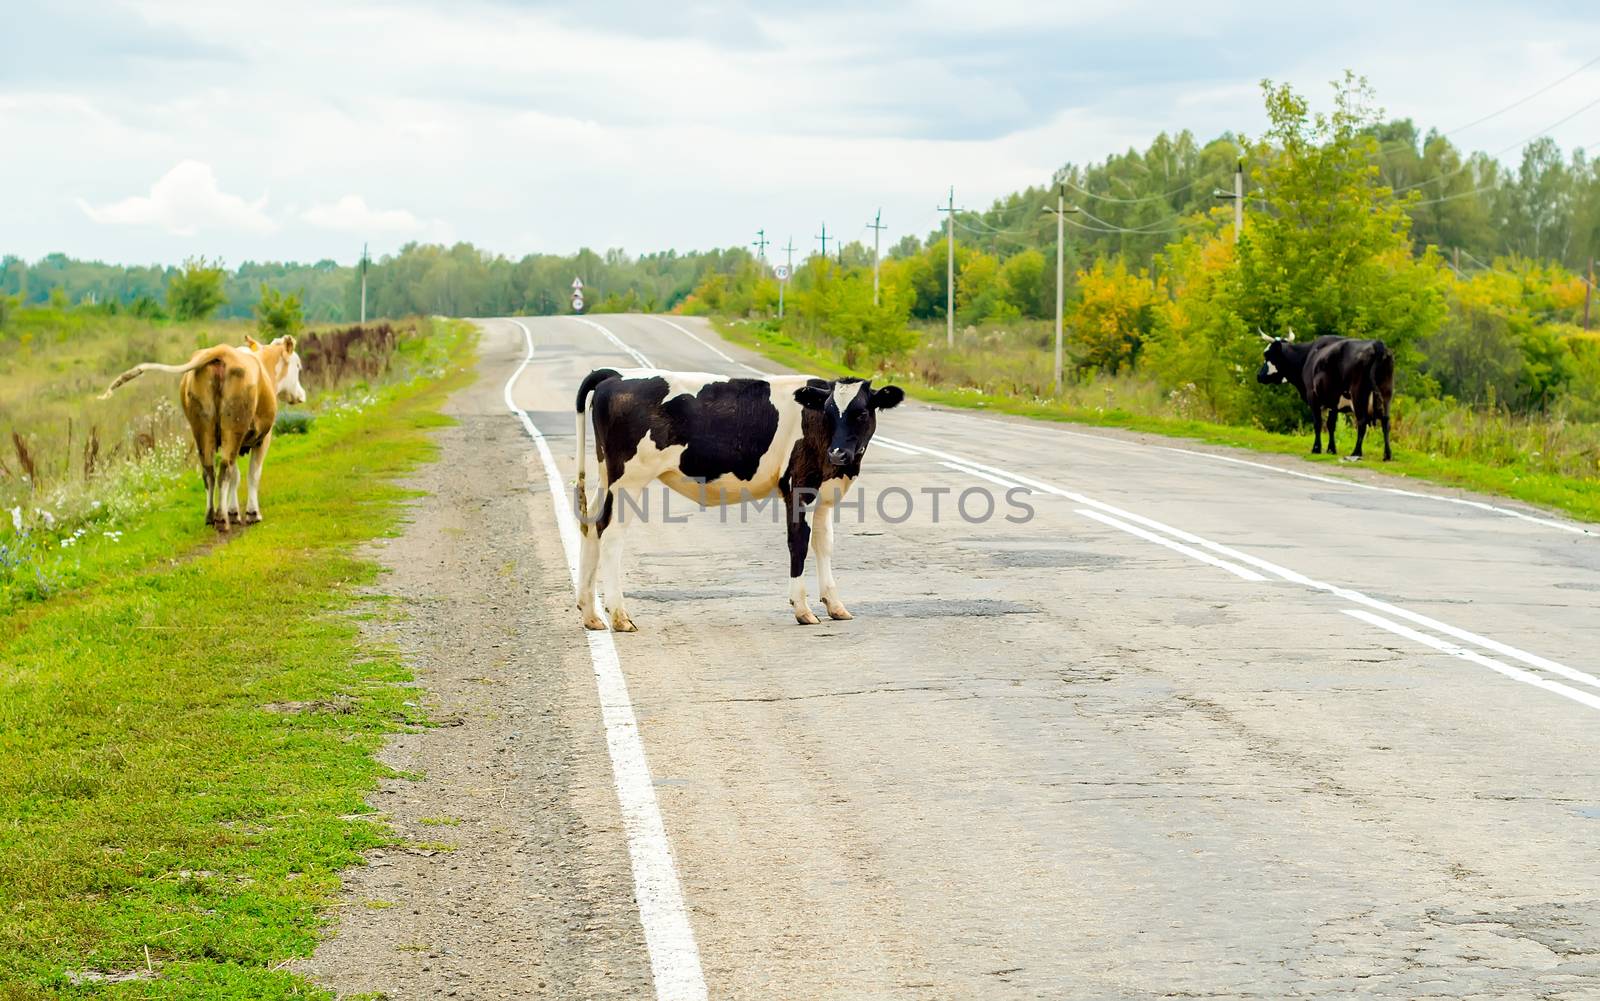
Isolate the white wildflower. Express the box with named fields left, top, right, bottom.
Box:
left=9, top=507, right=20, bottom=532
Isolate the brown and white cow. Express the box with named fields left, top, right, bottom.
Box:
left=100, top=336, right=306, bottom=530
left=573, top=368, right=903, bottom=631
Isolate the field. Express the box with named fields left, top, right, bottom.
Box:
left=714, top=317, right=1600, bottom=523
left=0, top=314, right=474, bottom=996
left=0, top=310, right=454, bottom=607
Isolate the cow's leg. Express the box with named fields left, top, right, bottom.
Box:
left=577, top=488, right=611, bottom=631
left=225, top=462, right=242, bottom=522
left=812, top=501, right=849, bottom=620
left=1325, top=409, right=1338, bottom=456
left=200, top=460, right=217, bottom=525
left=785, top=489, right=819, bottom=625
left=598, top=486, right=636, bottom=632
left=1351, top=395, right=1370, bottom=459
left=244, top=433, right=271, bottom=523
left=1310, top=406, right=1323, bottom=454
left=1380, top=411, right=1393, bottom=461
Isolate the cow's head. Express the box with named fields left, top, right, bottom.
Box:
left=794, top=378, right=904, bottom=467
left=1255, top=326, right=1295, bottom=385
left=249, top=335, right=307, bottom=404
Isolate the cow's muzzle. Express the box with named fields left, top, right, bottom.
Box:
left=827, top=447, right=851, bottom=465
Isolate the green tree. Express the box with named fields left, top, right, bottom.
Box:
left=254, top=283, right=304, bottom=339
left=166, top=256, right=228, bottom=321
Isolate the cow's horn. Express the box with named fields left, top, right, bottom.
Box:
left=1257, top=327, right=1272, bottom=342
left=1285, top=326, right=1297, bottom=342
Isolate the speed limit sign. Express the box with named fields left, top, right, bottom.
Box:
left=774, top=264, right=791, bottom=280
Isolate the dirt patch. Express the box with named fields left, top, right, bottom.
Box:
left=294, top=358, right=652, bottom=998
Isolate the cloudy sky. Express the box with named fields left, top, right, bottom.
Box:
left=4, top=0, right=1599, bottom=266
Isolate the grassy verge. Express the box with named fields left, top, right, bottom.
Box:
left=0, top=321, right=476, bottom=998
left=711, top=318, right=1600, bottom=524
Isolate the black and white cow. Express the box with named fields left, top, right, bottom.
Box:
left=1256, top=328, right=1395, bottom=461
left=573, top=368, right=904, bottom=631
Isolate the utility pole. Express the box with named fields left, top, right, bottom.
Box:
left=1586, top=257, right=1594, bottom=331
left=936, top=187, right=960, bottom=348
left=1214, top=159, right=1244, bottom=241
left=816, top=223, right=830, bottom=260
left=779, top=237, right=795, bottom=320
left=868, top=209, right=886, bottom=306
left=1042, top=177, right=1081, bottom=395
left=359, top=242, right=369, bottom=324
left=752, top=228, right=769, bottom=268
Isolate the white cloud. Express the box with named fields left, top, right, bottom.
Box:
left=76, top=159, right=276, bottom=236
left=301, top=195, right=425, bottom=233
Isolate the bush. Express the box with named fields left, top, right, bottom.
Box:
left=255, top=283, right=304, bottom=340
left=167, top=256, right=227, bottom=321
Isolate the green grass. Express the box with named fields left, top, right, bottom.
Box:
left=0, top=322, right=476, bottom=998
left=712, top=318, right=1600, bottom=524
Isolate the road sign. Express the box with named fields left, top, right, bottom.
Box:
left=571, top=276, right=584, bottom=291
left=774, top=264, right=791, bottom=281
left=571, top=292, right=585, bottom=312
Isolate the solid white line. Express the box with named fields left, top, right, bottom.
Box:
left=870, top=439, right=922, bottom=457
left=503, top=319, right=707, bottom=1001
left=1153, top=444, right=1591, bottom=537
left=939, top=460, right=1027, bottom=491
left=572, top=316, right=655, bottom=368
left=648, top=315, right=770, bottom=376
left=874, top=433, right=1600, bottom=695
left=1076, top=508, right=1267, bottom=582
left=1343, top=609, right=1600, bottom=713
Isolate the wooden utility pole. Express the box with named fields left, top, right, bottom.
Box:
left=359, top=242, right=369, bottom=324
left=779, top=237, right=795, bottom=320
left=1214, top=159, right=1244, bottom=240
left=1586, top=257, right=1594, bottom=331
left=868, top=209, right=886, bottom=306
left=1042, top=183, right=1080, bottom=395
left=937, top=187, right=959, bottom=347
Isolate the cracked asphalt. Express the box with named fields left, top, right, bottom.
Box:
left=310, top=314, right=1600, bottom=1000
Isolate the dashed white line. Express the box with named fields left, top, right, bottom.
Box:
left=504, top=319, right=707, bottom=1001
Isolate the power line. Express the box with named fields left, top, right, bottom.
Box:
left=1394, top=92, right=1600, bottom=195
left=1441, top=53, right=1600, bottom=138
left=1062, top=177, right=1201, bottom=204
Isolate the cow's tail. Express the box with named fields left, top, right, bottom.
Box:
left=574, top=368, right=621, bottom=534
left=1363, top=340, right=1395, bottom=417
left=99, top=344, right=233, bottom=400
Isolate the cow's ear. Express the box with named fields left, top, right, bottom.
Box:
left=282, top=334, right=297, bottom=354
left=794, top=385, right=828, bottom=411
left=870, top=385, right=904, bottom=410
left=246, top=335, right=262, bottom=350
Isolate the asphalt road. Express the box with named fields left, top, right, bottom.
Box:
left=490, top=313, right=1600, bottom=1000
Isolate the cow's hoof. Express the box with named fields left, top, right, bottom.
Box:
left=582, top=614, right=608, bottom=631
left=610, top=614, right=637, bottom=633
left=228, top=510, right=241, bottom=521
left=205, top=511, right=216, bottom=525
left=244, top=511, right=261, bottom=524
left=795, top=609, right=820, bottom=625
left=825, top=603, right=853, bottom=621
left=1310, top=447, right=1322, bottom=455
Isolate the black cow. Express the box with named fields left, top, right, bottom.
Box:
left=572, top=368, right=903, bottom=631
left=1256, top=329, right=1395, bottom=460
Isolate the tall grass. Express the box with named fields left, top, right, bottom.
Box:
left=0, top=309, right=457, bottom=603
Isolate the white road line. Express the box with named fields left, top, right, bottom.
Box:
left=870, top=439, right=922, bottom=457
left=503, top=319, right=707, bottom=1001
left=1076, top=508, right=1267, bottom=582
left=939, top=460, right=1027, bottom=492
left=1344, top=609, right=1600, bottom=713
left=572, top=316, right=655, bottom=368
left=579, top=321, right=1598, bottom=714
left=876, top=433, right=1600, bottom=697
left=648, top=316, right=770, bottom=376
left=1153, top=444, right=1591, bottom=537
